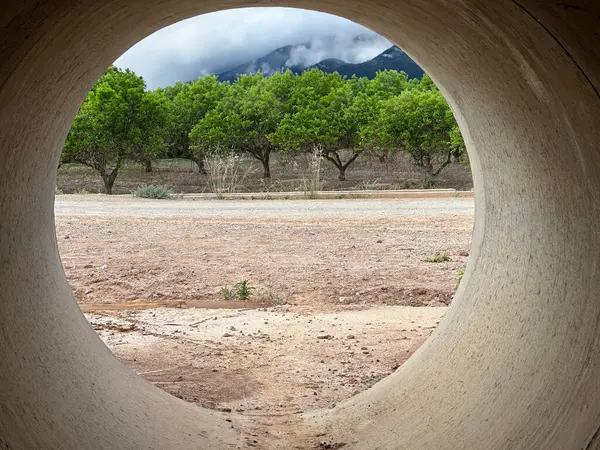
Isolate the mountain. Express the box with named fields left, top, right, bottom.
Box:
left=310, top=58, right=347, bottom=72
left=216, top=45, right=304, bottom=83
left=216, top=44, right=424, bottom=82
left=311, top=46, right=424, bottom=80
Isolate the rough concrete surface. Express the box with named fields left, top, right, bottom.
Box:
left=1, top=1, right=600, bottom=449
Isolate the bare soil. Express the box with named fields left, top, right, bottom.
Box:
left=85, top=306, right=444, bottom=415
left=57, top=152, right=473, bottom=195
left=56, top=212, right=473, bottom=435
left=57, top=215, right=472, bottom=311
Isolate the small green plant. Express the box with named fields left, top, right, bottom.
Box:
left=220, top=280, right=256, bottom=301
left=424, top=253, right=451, bottom=263
left=271, top=295, right=288, bottom=306
left=55, top=186, right=63, bottom=195
left=456, top=266, right=466, bottom=290
left=220, top=286, right=237, bottom=301
left=133, top=184, right=172, bottom=199
left=234, top=279, right=255, bottom=301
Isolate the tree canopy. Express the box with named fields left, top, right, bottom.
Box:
left=63, top=66, right=167, bottom=193
left=63, top=66, right=466, bottom=193
left=189, top=72, right=284, bottom=178
left=361, top=77, right=459, bottom=185
left=159, top=75, right=227, bottom=172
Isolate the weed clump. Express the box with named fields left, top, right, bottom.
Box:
left=205, top=153, right=255, bottom=198
left=219, top=286, right=237, bottom=301
left=133, top=184, right=173, bottom=199
left=234, top=280, right=255, bottom=300
left=424, top=253, right=451, bottom=263
left=456, top=266, right=466, bottom=290
left=220, top=279, right=256, bottom=301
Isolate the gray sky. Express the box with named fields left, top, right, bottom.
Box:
left=114, top=8, right=392, bottom=89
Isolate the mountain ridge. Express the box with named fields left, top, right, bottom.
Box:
left=216, top=42, right=424, bottom=82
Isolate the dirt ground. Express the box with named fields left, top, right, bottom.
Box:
left=57, top=152, right=473, bottom=195
left=56, top=212, right=473, bottom=432
left=85, top=306, right=444, bottom=414
left=58, top=214, right=472, bottom=310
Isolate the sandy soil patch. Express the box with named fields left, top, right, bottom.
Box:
left=55, top=211, right=473, bottom=445
left=57, top=214, right=473, bottom=311
left=86, top=305, right=445, bottom=416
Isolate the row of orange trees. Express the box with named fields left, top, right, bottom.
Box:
left=63, top=67, right=466, bottom=193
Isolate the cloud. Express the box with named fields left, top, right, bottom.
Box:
left=114, top=7, right=392, bottom=89
left=285, top=34, right=392, bottom=68
left=259, top=62, right=275, bottom=76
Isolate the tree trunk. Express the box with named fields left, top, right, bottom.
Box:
left=144, top=159, right=153, bottom=173
left=182, top=139, right=207, bottom=174
left=322, top=152, right=348, bottom=181
left=191, top=157, right=207, bottom=174
left=415, top=152, right=437, bottom=188
left=101, top=168, right=118, bottom=195
left=261, top=154, right=271, bottom=179
left=102, top=177, right=113, bottom=195
left=423, top=170, right=434, bottom=188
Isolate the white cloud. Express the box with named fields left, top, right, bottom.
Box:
left=114, top=7, right=392, bottom=89
left=285, top=34, right=391, bottom=68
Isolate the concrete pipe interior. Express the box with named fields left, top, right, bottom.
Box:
left=1, top=1, right=600, bottom=448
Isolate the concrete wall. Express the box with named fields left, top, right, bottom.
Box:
left=1, top=1, right=599, bottom=448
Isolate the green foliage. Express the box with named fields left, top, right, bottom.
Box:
left=270, top=70, right=345, bottom=153
left=270, top=70, right=368, bottom=180
left=160, top=76, right=228, bottom=170
left=64, top=65, right=467, bottom=192
left=137, top=90, right=169, bottom=162
left=368, top=70, right=409, bottom=98
left=133, top=184, right=173, bottom=199
left=361, top=75, right=462, bottom=185
left=220, top=280, right=256, bottom=301
left=424, top=253, right=451, bottom=263
left=220, top=286, right=237, bottom=301
left=190, top=72, right=285, bottom=178
left=234, top=280, right=256, bottom=301
left=63, top=66, right=168, bottom=193
left=456, top=266, right=466, bottom=290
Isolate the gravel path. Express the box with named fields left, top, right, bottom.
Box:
left=55, top=195, right=474, bottom=217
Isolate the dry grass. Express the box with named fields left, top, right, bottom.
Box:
left=57, top=153, right=473, bottom=195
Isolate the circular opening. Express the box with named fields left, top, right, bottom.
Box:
left=2, top=1, right=599, bottom=449
left=56, top=7, right=474, bottom=423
